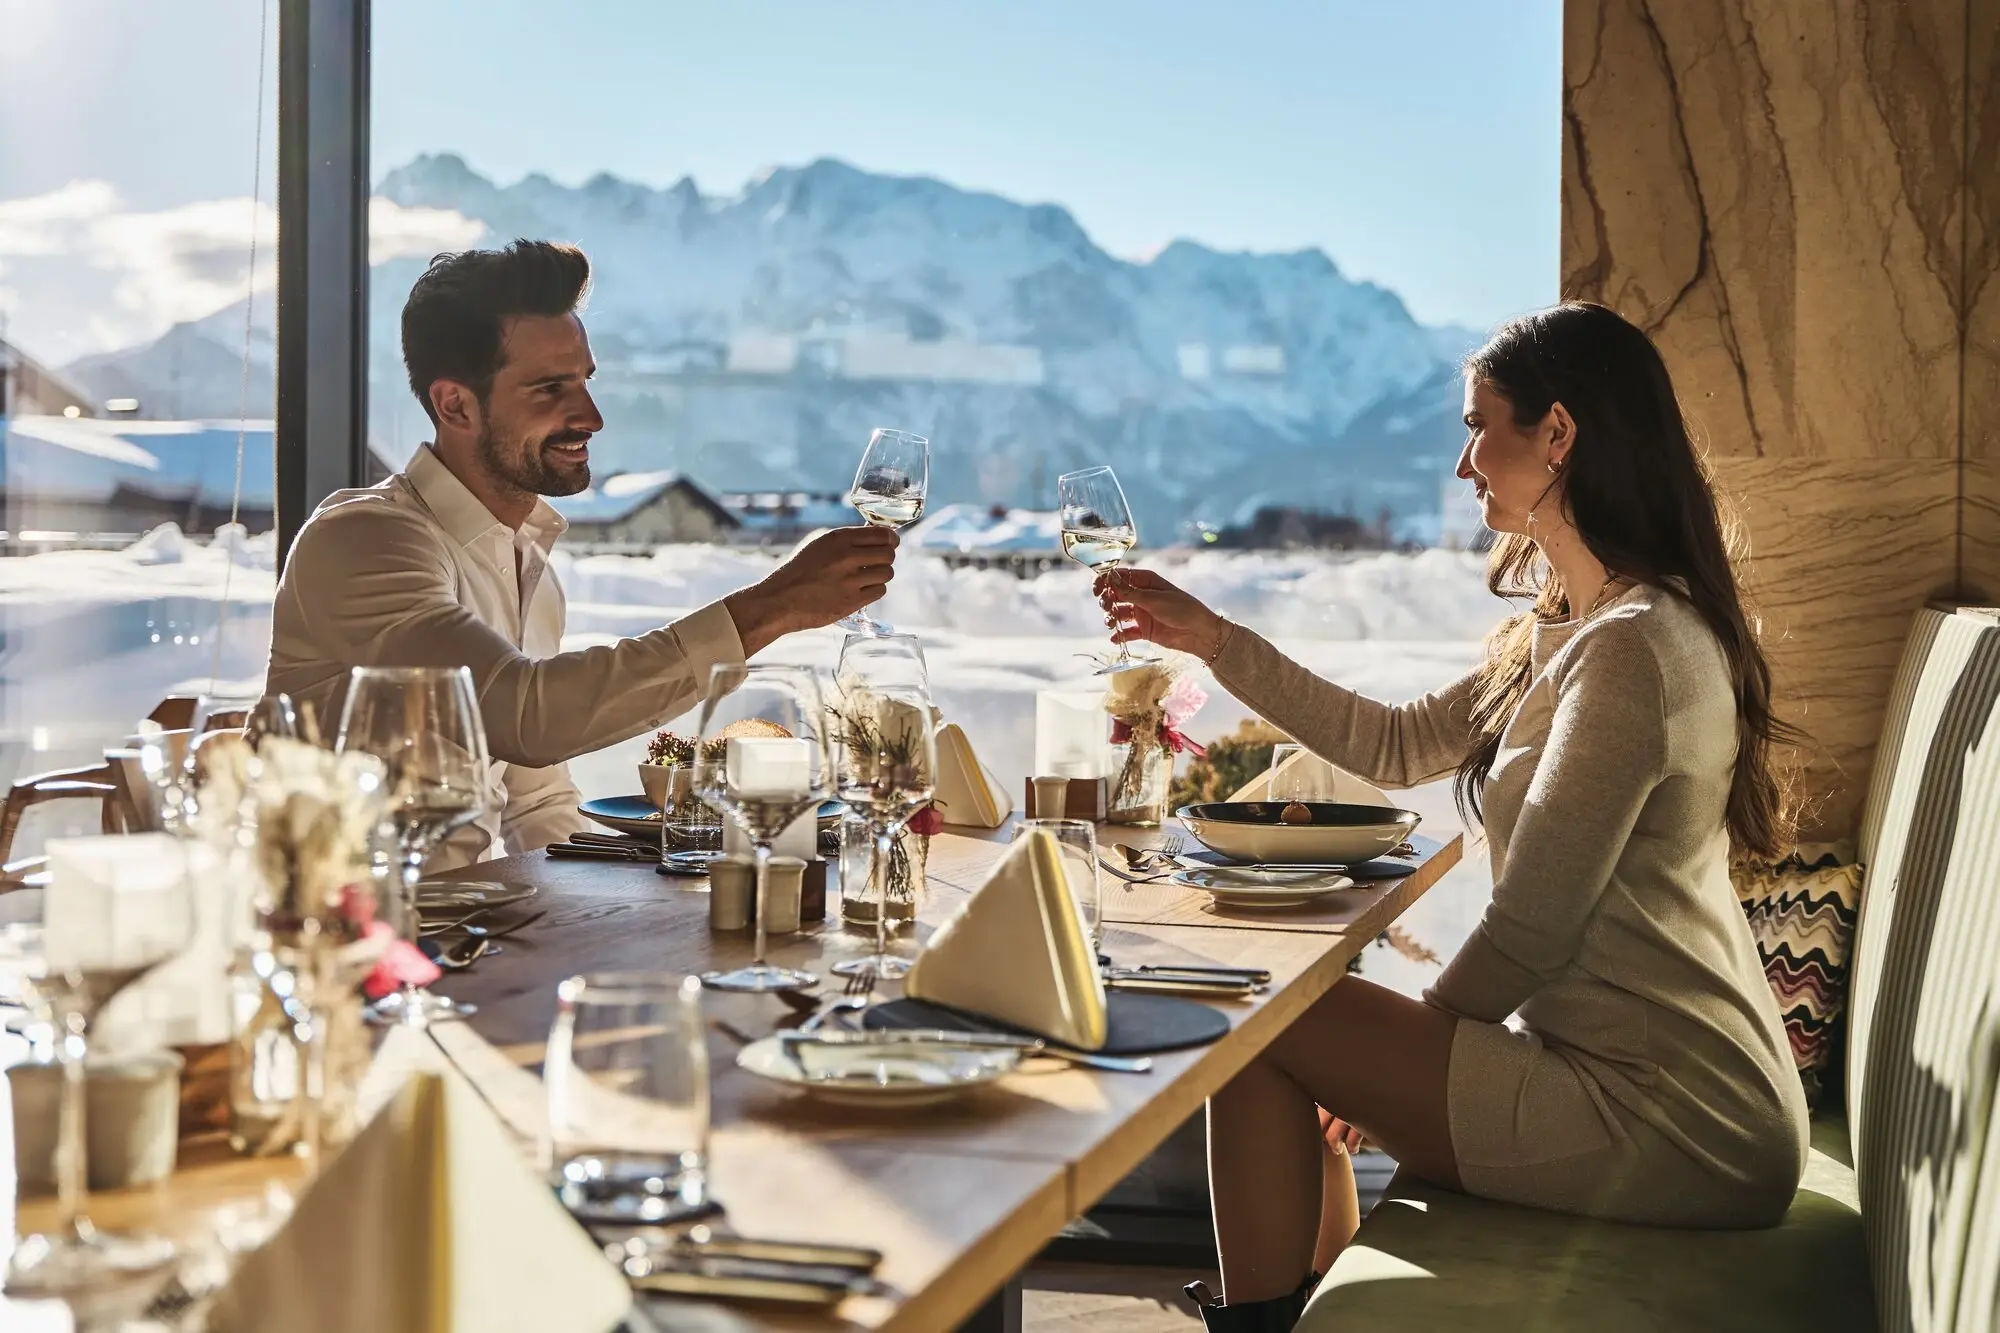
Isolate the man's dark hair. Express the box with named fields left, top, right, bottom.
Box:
left=401, top=239, right=591, bottom=424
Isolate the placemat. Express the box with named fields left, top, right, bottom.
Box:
left=861, top=992, right=1230, bottom=1056
left=1179, top=848, right=1415, bottom=881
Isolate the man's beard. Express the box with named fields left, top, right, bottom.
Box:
left=477, top=423, right=592, bottom=497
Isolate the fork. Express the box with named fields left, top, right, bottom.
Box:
left=1159, top=833, right=1186, bottom=858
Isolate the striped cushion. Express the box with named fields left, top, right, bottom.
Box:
left=1854, top=628, right=2000, bottom=1333
left=1736, top=854, right=1862, bottom=1107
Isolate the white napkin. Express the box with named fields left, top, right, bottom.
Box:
left=208, top=1064, right=630, bottom=1333
left=1228, top=748, right=1392, bottom=806
left=905, top=828, right=1107, bottom=1049
left=931, top=721, right=1012, bottom=828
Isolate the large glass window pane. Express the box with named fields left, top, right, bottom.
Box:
left=369, top=2, right=1555, bottom=965
left=0, top=0, right=279, bottom=863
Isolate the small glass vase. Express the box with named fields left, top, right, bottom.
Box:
left=1107, top=741, right=1172, bottom=827
left=838, top=817, right=929, bottom=932
left=227, top=943, right=370, bottom=1165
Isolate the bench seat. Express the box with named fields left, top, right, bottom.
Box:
left=1300, top=604, right=2000, bottom=1333
left=1299, top=1117, right=1869, bottom=1332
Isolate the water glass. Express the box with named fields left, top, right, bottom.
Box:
left=1011, top=819, right=1101, bottom=952
left=544, top=972, right=711, bottom=1225
left=1266, top=743, right=1335, bottom=803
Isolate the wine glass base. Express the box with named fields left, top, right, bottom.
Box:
left=700, top=964, right=817, bottom=994
left=831, top=955, right=912, bottom=980
left=1094, top=654, right=1163, bottom=676
left=6, top=1228, right=177, bottom=1304
left=366, top=989, right=476, bottom=1026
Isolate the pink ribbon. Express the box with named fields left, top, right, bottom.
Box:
left=1110, top=719, right=1208, bottom=759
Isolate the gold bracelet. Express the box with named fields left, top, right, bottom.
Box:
left=1204, top=618, right=1236, bottom=665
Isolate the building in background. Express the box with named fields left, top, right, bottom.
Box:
left=721, top=490, right=854, bottom=547
left=548, top=471, right=738, bottom=548
left=0, top=337, right=96, bottom=419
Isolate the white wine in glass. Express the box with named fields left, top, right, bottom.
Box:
left=842, top=428, right=930, bottom=635
left=1057, top=465, right=1160, bottom=674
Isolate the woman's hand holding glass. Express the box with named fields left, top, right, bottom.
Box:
left=1093, top=568, right=1231, bottom=661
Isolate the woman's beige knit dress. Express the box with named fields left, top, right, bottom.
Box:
left=1211, top=581, right=1809, bottom=1227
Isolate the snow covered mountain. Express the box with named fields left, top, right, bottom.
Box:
left=68, top=155, right=1480, bottom=537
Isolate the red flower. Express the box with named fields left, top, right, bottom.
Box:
left=361, top=921, right=441, bottom=1000
left=907, top=804, right=943, bottom=837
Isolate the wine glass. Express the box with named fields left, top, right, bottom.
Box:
left=841, top=428, right=930, bottom=636
left=830, top=679, right=937, bottom=980
left=336, top=666, right=489, bottom=1025
left=1058, top=465, right=1160, bottom=674
left=7, top=837, right=197, bottom=1309
left=837, top=630, right=930, bottom=695
left=690, top=665, right=830, bottom=993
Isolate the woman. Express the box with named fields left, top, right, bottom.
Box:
left=1099, top=303, right=1810, bottom=1331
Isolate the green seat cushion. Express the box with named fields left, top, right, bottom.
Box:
left=1299, top=1118, right=1870, bottom=1333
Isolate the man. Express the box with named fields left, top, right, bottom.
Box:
left=265, top=240, right=895, bottom=865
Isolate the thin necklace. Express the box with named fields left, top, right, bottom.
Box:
left=1575, top=573, right=1625, bottom=622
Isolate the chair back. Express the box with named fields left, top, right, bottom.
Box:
left=1846, top=607, right=2000, bottom=1332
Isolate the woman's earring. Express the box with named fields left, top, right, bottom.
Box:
left=1547, top=460, right=1560, bottom=475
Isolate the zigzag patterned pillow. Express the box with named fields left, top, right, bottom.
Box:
left=1733, top=851, right=1862, bottom=1107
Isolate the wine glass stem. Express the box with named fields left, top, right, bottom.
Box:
left=750, top=842, right=773, bottom=970
left=400, top=851, right=430, bottom=1026
left=1106, top=566, right=1134, bottom=664
left=54, top=1001, right=92, bottom=1244
left=873, top=826, right=896, bottom=964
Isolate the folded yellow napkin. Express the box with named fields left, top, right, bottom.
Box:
left=1228, top=747, right=1392, bottom=806
left=905, top=827, right=1107, bottom=1049
left=208, top=1064, right=630, bottom=1333
left=932, top=721, right=1013, bottom=828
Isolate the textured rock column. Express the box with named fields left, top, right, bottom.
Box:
left=1563, top=0, right=1987, bottom=838
left=1966, top=0, right=2000, bottom=593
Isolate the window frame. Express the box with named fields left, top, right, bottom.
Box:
left=274, top=0, right=372, bottom=566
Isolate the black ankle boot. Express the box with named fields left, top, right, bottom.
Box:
left=1183, top=1272, right=1318, bottom=1331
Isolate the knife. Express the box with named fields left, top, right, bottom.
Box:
left=1123, top=962, right=1272, bottom=983
left=1104, top=972, right=1260, bottom=996
left=777, top=1027, right=1045, bottom=1054
left=1177, top=857, right=1360, bottom=874
left=547, top=842, right=649, bottom=860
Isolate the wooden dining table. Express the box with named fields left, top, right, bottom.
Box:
left=10, top=818, right=1461, bottom=1332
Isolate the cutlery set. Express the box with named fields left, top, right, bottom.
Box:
left=599, top=1227, right=885, bottom=1309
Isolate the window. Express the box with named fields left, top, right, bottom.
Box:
left=368, top=3, right=1558, bottom=868
left=0, top=0, right=279, bottom=860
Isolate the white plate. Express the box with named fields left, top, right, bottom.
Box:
left=413, top=880, right=538, bottom=911
left=1174, top=867, right=1355, bottom=909
left=737, top=1035, right=1020, bottom=1107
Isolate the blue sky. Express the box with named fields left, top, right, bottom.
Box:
left=2, top=0, right=1558, bottom=355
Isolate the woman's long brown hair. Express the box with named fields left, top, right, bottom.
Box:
left=1452, top=303, right=1798, bottom=859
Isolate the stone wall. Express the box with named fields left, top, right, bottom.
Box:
left=1563, top=0, right=1999, bottom=838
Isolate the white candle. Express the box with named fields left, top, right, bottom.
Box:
left=725, top=737, right=812, bottom=798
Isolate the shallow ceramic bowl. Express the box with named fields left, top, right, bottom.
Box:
left=637, top=762, right=679, bottom=810
left=1178, top=801, right=1421, bottom=865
